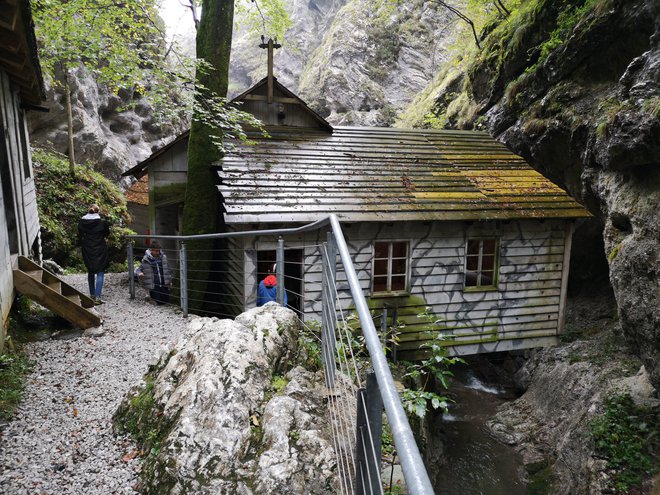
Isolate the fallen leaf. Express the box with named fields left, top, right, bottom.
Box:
left=122, top=450, right=139, bottom=462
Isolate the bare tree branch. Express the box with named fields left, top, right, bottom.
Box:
left=435, top=0, right=481, bottom=49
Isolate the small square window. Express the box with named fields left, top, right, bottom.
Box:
left=465, top=238, right=499, bottom=289
left=372, top=241, right=409, bottom=294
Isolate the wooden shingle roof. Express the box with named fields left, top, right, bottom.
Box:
left=218, top=126, right=590, bottom=224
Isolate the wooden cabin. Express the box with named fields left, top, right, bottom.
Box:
left=124, top=69, right=590, bottom=359
left=0, top=0, right=45, bottom=350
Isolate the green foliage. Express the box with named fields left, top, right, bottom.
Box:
left=235, top=0, right=292, bottom=41
left=298, top=321, right=323, bottom=371
left=536, top=0, right=601, bottom=66
left=33, top=0, right=188, bottom=128
left=271, top=375, right=288, bottom=393
left=399, top=308, right=465, bottom=418
left=32, top=0, right=285, bottom=161
left=591, top=394, right=659, bottom=492
left=0, top=346, right=32, bottom=422
left=32, top=148, right=134, bottom=269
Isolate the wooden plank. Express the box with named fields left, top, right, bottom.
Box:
left=13, top=269, right=100, bottom=328
left=557, top=221, right=574, bottom=335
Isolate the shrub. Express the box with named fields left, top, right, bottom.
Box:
left=32, top=148, right=134, bottom=270
left=591, top=394, right=659, bottom=493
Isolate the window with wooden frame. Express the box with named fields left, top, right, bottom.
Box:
left=464, top=238, right=499, bottom=290
left=372, top=241, right=409, bottom=294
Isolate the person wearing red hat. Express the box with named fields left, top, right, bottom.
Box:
left=257, top=264, right=287, bottom=307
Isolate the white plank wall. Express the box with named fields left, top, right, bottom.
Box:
left=0, top=70, right=42, bottom=346
left=233, top=218, right=572, bottom=357
left=299, top=219, right=569, bottom=357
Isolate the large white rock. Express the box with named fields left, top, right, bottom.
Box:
left=116, top=303, right=339, bottom=494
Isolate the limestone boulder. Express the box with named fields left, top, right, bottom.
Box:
left=114, top=304, right=338, bottom=495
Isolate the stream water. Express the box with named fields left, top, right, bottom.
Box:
left=432, top=367, right=528, bottom=495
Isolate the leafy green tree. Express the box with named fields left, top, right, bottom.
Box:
left=32, top=0, right=289, bottom=178
left=182, top=0, right=290, bottom=313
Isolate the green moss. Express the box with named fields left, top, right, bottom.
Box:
left=153, top=182, right=187, bottom=205
left=608, top=242, right=622, bottom=263
left=271, top=375, right=288, bottom=393
left=32, top=148, right=134, bottom=270
left=591, top=394, right=659, bottom=493
left=526, top=458, right=557, bottom=494
left=0, top=344, right=31, bottom=421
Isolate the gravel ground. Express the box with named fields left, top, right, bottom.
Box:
left=0, top=273, right=191, bottom=495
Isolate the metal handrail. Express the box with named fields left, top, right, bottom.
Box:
left=126, top=213, right=434, bottom=495
left=330, top=215, right=434, bottom=495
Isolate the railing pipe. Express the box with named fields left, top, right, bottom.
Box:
left=127, top=241, right=135, bottom=300
left=179, top=241, right=188, bottom=317
left=125, top=216, right=331, bottom=242
left=276, top=236, right=284, bottom=305
left=329, top=214, right=434, bottom=495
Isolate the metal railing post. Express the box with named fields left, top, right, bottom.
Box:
left=330, top=214, right=435, bottom=495
left=127, top=241, right=135, bottom=300
left=276, top=236, right=285, bottom=305
left=321, top=241, right=335, bottom=389
left=355, top=371, right=383, bottom=495
left=179, top=241, right=188, bottom=317
left=391, top=306, right=398, bottom=363
left=327, top=231, right=336, bottom=280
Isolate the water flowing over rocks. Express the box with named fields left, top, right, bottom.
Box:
left=114, top=303, right=339, bottom=495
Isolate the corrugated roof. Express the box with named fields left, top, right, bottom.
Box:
left=218, top=126, right=590, bottom=223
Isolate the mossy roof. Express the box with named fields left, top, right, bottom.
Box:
left=217, top=126, right=591, bottom=223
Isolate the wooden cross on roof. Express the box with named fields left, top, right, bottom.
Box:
left=259, top=36, right=281, bottom=104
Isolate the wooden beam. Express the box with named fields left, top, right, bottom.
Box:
left=242, top=94, right=300, bottom=104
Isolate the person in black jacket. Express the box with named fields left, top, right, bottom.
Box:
left=78, top=204, right=110, bottom=304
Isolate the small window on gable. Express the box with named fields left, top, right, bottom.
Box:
left=465, top=238, right=498, bottom=290
left=373, top=241, right=409, bottom=295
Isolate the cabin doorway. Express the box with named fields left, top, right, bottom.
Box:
left=0, top=126, right=18, bottom=254
left=256, top=249, right=303, bottom=316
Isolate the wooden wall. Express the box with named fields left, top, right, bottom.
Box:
left=147, top=138, right=188, bottom=234
left=0, top=70, right=41, bottom=350
left=239, top=85, right=326, bottom=129
left=237, top=219, right=572, bottom=358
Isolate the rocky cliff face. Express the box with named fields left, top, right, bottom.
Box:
left=407, top=0, right=660, bottom=388
left=27, top=66, right=184, bottom=183
left=297, top=0, right=459, bottom=126
left=230, top=0, right=348, bottom=95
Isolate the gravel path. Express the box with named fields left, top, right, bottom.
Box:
left=0, top=273, right=191, bottom=494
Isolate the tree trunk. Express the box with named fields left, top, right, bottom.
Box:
left=182, top=0, right=234, bottom=313
left=64, top=69, right=76, bottom=177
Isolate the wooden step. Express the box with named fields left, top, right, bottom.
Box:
left=64, top=294, right=81, bottom=306
left=13, top=256, right=101, bottom=329
left=46, top=281, right=62, bottom=293
left=25, top=270, right=42, bottom=282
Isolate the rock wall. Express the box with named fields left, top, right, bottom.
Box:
left=407, top=0, right=660, bottom=388
left=114, top=304, right=339, bottom=494
left=487, top=293, right=658, bottom=494
left=297, top=0, right=459, bottom=126
left=28, top=67, right=183, bottom=182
